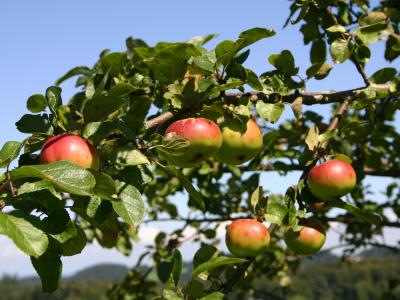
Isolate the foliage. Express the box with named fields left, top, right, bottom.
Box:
left=0, top=0, right=399, bottom=298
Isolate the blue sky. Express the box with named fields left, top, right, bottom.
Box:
left=1, top=0, right=399, bottom=277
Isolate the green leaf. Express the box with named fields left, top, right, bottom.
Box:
left=193, top=56, right=215, bottom=72
left=90, top=170, right=118, bottom=201
left=237, top=27, right=275, bottom=49
left=193, top=244, right=218, bottom=268
left=83, top=83, right=135, bottom=122
left=215, top=40, right=236, bottom=65
left=45, top=86, right=62, bottom=115
left=186, top=34, right=219, bottom=47
left=199, top=292, right=226, bottom=300
left=11, top=161, right=96, bottom=196
left=268, top=50, right=298, bottom=75
left=157, top=250, right=183, bottom=286
left=333, top=153, right=352, bottom=164
left=318, top=129, right=338, bottom=144
left=55, top=66, right=92, bottom=86
left=148, top=43, right=201, bottom=84
left=250, top=186, right=262, bottom=214
left=27, top=94, right=47, bottom=113
left=290, top=97, right=303, bottom=119
left=306, top=61, right=333, bottom=80
left=310, top=40, right=326, bottom=64
left=326, top=25, right=347, bottom=33
left=256, top=101, right=285, bottom=123
left=330, top=39, right=352, bottom=64
left=162, top=289, right=184, bottom=300
left=305, top=124, right=319, bottom=150
left=329, top=199, right=382, bottom=226
left=15, top=114, right=52, bottom=134
left=0, top=141, right=23, bottom=168
left=369, top=68, right=397, bottom=84
left=359, top=11, right=388, bottom=32
left=112, top=181, right=145, bottom=226
left=168, top=167, right=205, bottom=210
left=112, top=146, right=150, bottom=167
left=58, top=223, right=87, bottom=256
left=192, top=256, right=247, bottom=277
left=0, top=210, right=49, bottom=257
left=265, top=202, right=289, bottom=225
left=101, top=52, right=127, bottom=76
left=31, top=250, right=62, bottom=293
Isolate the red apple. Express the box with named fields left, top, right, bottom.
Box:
left=284, top=218, right=326, bottom=255
left=215, top=119, right=263, bottom=165
left=225, top=219, right=270, bottom=257
left=40, top=135, right=100, bottom=169
left=162, top=117, right=222, bottom=167
left=307, top=159, right=356, bottom=200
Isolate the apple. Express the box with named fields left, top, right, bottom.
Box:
left=215, top=119, right=263, bottom=165
left=307, top=159, right=356, bottom=200
left=162, top=117, right=222, bottom=167
left=40, top=135, right=100, bottom=169
left=284, top=218, right=326, bottom=255
left=225, top=219, right=270, bottom=257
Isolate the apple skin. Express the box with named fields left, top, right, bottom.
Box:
left=163, top=117, right=222, bottom=167
left=284, top=218, right=326, bottom=255
left=215, top=119, right=263, bottom=165
left=40, top=135, right=100, bottom=169
left=225, top=219, right=270, bottom=258
left=307, top=159, right=356, bottom=200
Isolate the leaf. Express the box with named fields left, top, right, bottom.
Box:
left=59, top=224, right=87, bottom=256
left=31, top=250, right=62, bottom=293
left=306, top=61, right=333, bottom=80
left=0, top=210, right=49, bottom=257
left=186, top=34, right=219, bottom=47
left=0, top=141, right=23, bottom=168
left=329, top=199, right=382, bottom=226
left=256, top=101, right=285, bottom=123
left=192, top=256, right=247, bottom=277
left=359, top=11, right=388, bottom=32
left=264, top=202, right=289, bottom=225
left=90, top=170, right=118, bottom=201
left=55, top=66, right=92, bottom=86
left=305, top=124, right=319, bottom=150
left=268, top=50, right=298, bottom=75
left=333, top=153, right=352, bottom=164
left=45, top=86, right=62, bottom=115
left=237, top=27, right=275, bottom=49
left=11, top=161, right=96, bottom=196
left=193, top=56, right=215, bottom=72
left=326, top=25, right=347, bottom=33
left=290, top=97, right=303, bottom=119
left=250, top=186, right=262, bottom=214
left=15, top=114, right=52, bottom=134
left=111, top=146, right=150, bottom=167
left=369, top=68, right=397, bottom=84
left=318, top=129, right=338, bottom=144
left=168, top=167, right=205, bottom=210
left=27, top=94, right=47, bottom=113
left=100, top=52, right=127, bottom=76
left=199, top=292, right=226, bottom=300
left=157, top=249, right=183, bottom=286
left=112, top=181, right=145, bottom=226
left=330, top=39, right=352, bottom=64
left=310, top=40, right=326, bottom=64
left=148, top=43, right=201, bottom=84
left=83, top=83, right=135, bottom=122
left=193, top=244, right=218, bottom=268
left=162, top=289, right=184, bottom=300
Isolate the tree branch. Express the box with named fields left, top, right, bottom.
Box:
left=144, top=83, right=395, bottom=129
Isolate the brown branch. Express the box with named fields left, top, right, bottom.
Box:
left=144, top=83, right=395, bottom=129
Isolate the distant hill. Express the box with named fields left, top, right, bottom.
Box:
left=71, top=264, right=128, bottom=282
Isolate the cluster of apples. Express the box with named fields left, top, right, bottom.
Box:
left=38, top=119, right=357, bottom=258
left=225, top=159, right=356, bottom=257
left=161, top=117, right=263, bottom=167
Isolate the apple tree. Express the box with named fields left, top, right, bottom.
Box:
left=0, top=0, right=399, bottom=298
